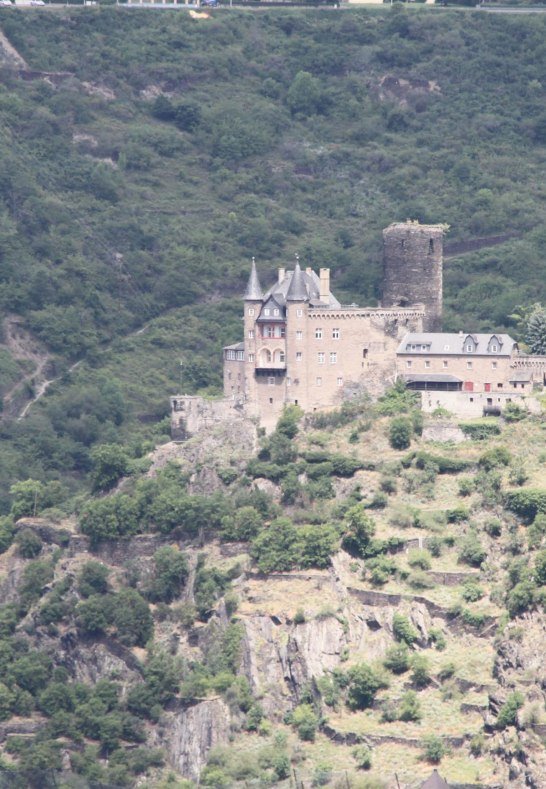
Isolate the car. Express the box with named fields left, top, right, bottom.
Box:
left=0, top=1, right=14, bottom=7
left=201, top=0, right=218, bottom=7
left=30, top=1, right=45, bottom=5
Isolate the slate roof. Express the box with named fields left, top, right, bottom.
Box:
left=421, top=768, right=450, bottom=789
left=223, top=342, right=244, bottom=351
left=403, top=374, right=462, bottom=383
left=397, top=333, right=517, bottom=356
left=244, top=259, right=263, bottom=300
left=262, top=267, right=340, bottom=308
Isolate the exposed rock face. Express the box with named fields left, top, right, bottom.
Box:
left=159, top=699, right=231, bottom=781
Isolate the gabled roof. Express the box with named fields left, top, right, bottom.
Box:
left=421, top=768, right=450, bottom=789
left=244, top=259, right=263, bottom=301
left=397, top=333, right=517, bottom=356
left=256, top=296, right=286, bottom=322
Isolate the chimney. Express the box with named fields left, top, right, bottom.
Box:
left=306, top=267, right=312, bottom=276
left=320, top=268, right=330, bottom=301
left=278, top=267, right=285, bottom=284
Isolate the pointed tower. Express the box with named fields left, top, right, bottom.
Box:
left=242, top=258, right=263, bottom=415
left=286, top=260, right=308, bottom=302
left=244, top=257, right=263, bottom=301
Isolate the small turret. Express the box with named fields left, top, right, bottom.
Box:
left=286, top=261, right=308, bottom=302
left=244, top=258, right=263, bottom=301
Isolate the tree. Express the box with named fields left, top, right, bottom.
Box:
left=392, top=613, right=418, bottom=646
left=251, top=517, right=301, bottom=573
left=513, top=303, right=546, bottom=353
left=422, top=735, right=447, bottom=763
left=347, top=663, right=384, bottom=710
left=389, top=417, right=412, bottom=450
left=497, top=692, right=524, bottom=729
left=112, top=588, right=153, bottom=647
left=287, top=71, right=325, bottom=116
left=383, top=644, right=410, bottom=674
left=90, top=444, right=130, bottom=492
left=292, top=703, right=318, bottom=741
left=147, top=546, right=188, bottom=603
left=78, top=561, right=110, bottom=598
left=341, top=505, right=375, bottom=557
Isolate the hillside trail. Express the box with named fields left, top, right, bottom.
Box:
left=1, top=316, right=52, bottom=418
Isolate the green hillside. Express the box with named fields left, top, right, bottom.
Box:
left=0, top=6, right=545, bottom=508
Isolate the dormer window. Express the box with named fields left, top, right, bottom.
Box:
left=466, top=344, right=473, bottom=353
left=491, top=345, right=498, bottom=352
left=273, top=309, right=280, bottom=316
left=264, top=308, right=270, bottom=316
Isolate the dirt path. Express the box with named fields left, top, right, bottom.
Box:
left=17, top=359, right=82, bottom=421
left=2, top=316, right=51, bottom=417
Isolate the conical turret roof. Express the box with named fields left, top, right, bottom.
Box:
left=244, top=259, right=263, bottom=301
left=286, top=261, right=308, bottom=302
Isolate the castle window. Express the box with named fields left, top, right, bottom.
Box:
left=316, top=377, right=322, bottom=386
left=318, top=353, right=325, bottom=365
left=444, top=345, right=450, bottom=351
left=424, top=361, right=430, bottom=368
left=248, top=353, right=254, bottom=362
left=337, top=377, right=343, bottom=387
left=228, top=372, right=232, bottom=380
left=406, top=361, right=412, bottom=368
left=296, top=331, right=303, bottom=341
left=296, top=352, right=302, bottom=362
left=268, top=377, right=275, bottom=386
left=429, top=239, right=434, bottom=253
left=273, top=309, right=280, bottom=316
left=330, top=352, right=337, bottom=364
left=287, top=377, right=291, bottom=386
left=467, top=361, right=473, bottom=369
left=264, top=308, right=270, bottom=316
left=332, top=328, right=340, bottom=340
left=492, top=361, right=497, bottom=369
left=264, top=326, right=274, bottom=338
left=248, top=330, right=254, bottom=339
left=315, top=328, right=323, bottom=340
left=248, top=308, right=255, bottom=317
left=296, top=309, right=303, bottom=317
left=498, top=383, right=503, bottom=388
left=274, top=325, right=285, bottom=338
left=443, top=360, right=448, bottom=368
left=279, top=352, right=285, bottom=363
left=236, top=351, right=244, bottom=361
left=466, top=344, right=474, bottom=353
left=363, top=349, right=368, bottom=359
left=269, top=397, right=273, bottom=404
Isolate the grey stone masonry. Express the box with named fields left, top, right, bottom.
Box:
left=382, top=221, right=444, bottom=332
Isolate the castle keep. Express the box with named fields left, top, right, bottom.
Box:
left=170, top=221, right=544, bottom=437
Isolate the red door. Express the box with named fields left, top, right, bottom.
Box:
left=484, top=383, right=491, bottom=392
left=463, top=381, right=474, bottom=392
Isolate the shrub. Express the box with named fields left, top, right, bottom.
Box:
left=479, top=446, right=511, bottom=470
left=15, top=529, right=43, bottom=559
left=458, top=533, right=486, bottom=567
left=221, top=506, right=262, bottom=541
left=78, top=561, right=109, bottom=598
left=77, top=595, right=113, bottom=636
left=112, top=589, right=153, bottom=647
left=147, top=546, right=188, bottom=603
left=292, top=704, right=318, bottom=741
left=90, top=444, right=130, bottom=492
left=507, top=580, right=535, bottom=618
left=458, top=477, right=474, bottom=497
left=389, top=418, right=412, bottom=450
left=251, top=518, right=300, bottom=573
left=331, top=455, right=362, bottom=477
left=398, top=690, right=422, bottom=722
left=427, top=537, right=443, bottom=557
left=446, top=506, right=469, bottom=523
left=410, top=654, right=431, bottom=688
left=393, top=614, right=418, bottom=646
left=429, top=628, right=446, bottom=651
left=505, top=489, right=546, bottom=522
left=462, top=580, right=484, bottom=602
left=352, top=744, right=372, bottom=770
left=341, top=505, right=375, bottom=557
left=18, top=560, right=54, bottom=607
left=347, top=663, right=385, bottom=710
left=485, top=518, right=502, bottom=538
left=299, top=524, right=338, bottom=569
left=408, top=549, right=431, bottom=571
left=383, top=644, right=410, bottom=674
left=460, top=421, right=501, bottom=440
left=422, top=735, right=447, bottom=763
left=497, top=692, right=524, bottom=729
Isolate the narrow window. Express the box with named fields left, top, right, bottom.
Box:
left=429, top=238, right=434, bottom=253
left=248, top=353, right=254, bottom=362
left=443, top=360, right=448, bottom=368
left=279, top=352, right=285, bottom=363
left=332, top=328, right=340, bottom=340
left=248, top=308, right=255, bottom=317
left=316, top=377, right=322, bottom=386
left=287, top=377, right=291, bottom=387
left=466, top=344, right=473, bottom=353
left=296, top=309, right=303, bottom=317
left=330, top=352, right=337, bottom=364
left=363, top=349, right=368, bottom=359
left=296, top=331, right=303, bottom=341
left=492, top=361, right=497, bottom=369
left=268, top=377, right=275, bottom=386
left=315, top=328, right=323, bottom=340
left=467, top=361, right=473, bottom=369
left=264, top=308, right=270, bottom=316
left=406, top=361, right=412, bottom=368
left=269, top=397, right=273, bottom=404
left=296, top=352, right=302, bottom=362
left=491, top=345, right=497, bottom=352
left=318, top=353, right=325, bottom=365
left=337, top=377, right=343, bottom=387
left=424, top=360, right=430, bottom=369
left=273, top=308, right=279, bottom=316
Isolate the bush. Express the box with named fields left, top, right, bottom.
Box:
left=15, top=529, right=43, bottom=559
left=112, top=589, right=153, bottom=647
left=422, top=735, right=447, bottom=763
left=251, top=518, right=300, bottom=573
left=341, top=505, right=376, bottom=557
left=497, top=692, right=524, bottom=729
left=458, top=533, right=486, bottom=568
left=292, top=704, right=318, bottom=741
left=407, top=549, right=431, bottom=571
left=78, top=561, right=109, bottom=598
left=393, top=613, right=418, bottom=646
left=147, top=546, right=188, bottom=603
left=460, top=421, right=501, bottom=440
left=398, top=690, right=422, bottom=722
left=90, top=444, right=130, bottom=492
left=429, top=628, right=446, bottom=651
left=505, top=489, right=546, bottom=522
left=462, top=580, right=484, bottom=602
left=347, top=663, right=385, bottom=710
left=410, top=654, right=431, bottom=688
left=479, top=446, right=511, bottom=470
left=458, top=477, right=474, bottom=497
left=352, top=744, right=372, bottom=770
left=389, top=418, right=412, bottom=450
left=383, top=644, right=410, bottom=674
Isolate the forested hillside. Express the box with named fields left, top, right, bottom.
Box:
left=0, top=6, right=545, bottom=503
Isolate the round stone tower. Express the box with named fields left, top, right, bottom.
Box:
left=382, top=221, right=444, bottom=332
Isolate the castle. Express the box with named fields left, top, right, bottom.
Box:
left=171, top=221, right=545, bottom=437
